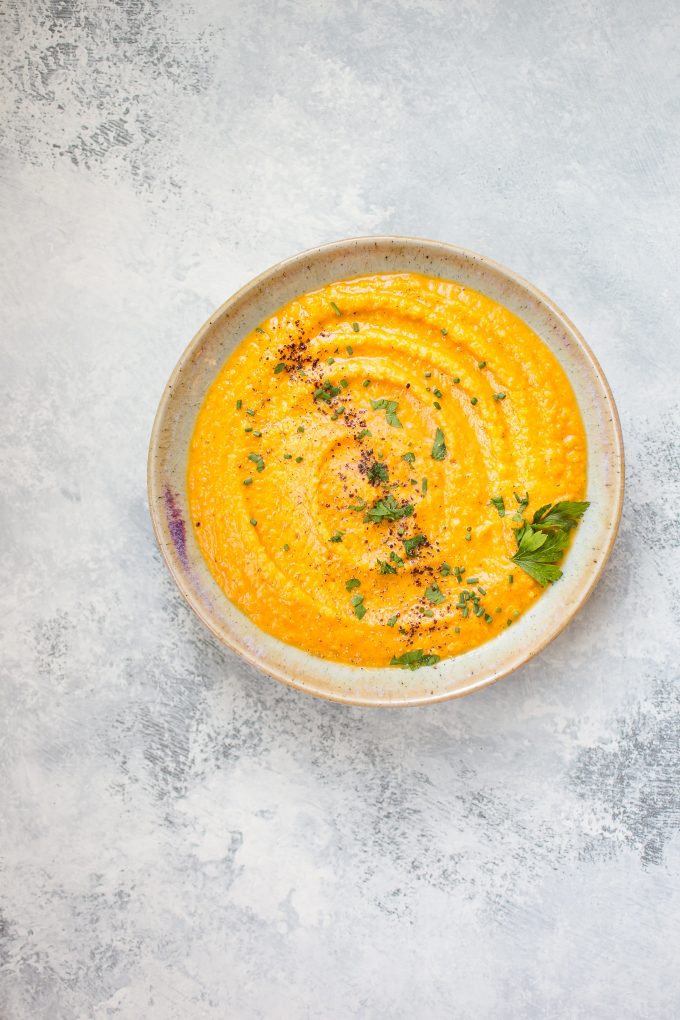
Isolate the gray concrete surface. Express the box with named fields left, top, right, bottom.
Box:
left=1, top=1, right=680, bottom=1017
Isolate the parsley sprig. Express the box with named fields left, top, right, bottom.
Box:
left=364, top=493, right=414, bottom=523
left=390, top=649, right=440, bottom=670
left=511, top=500, right=589, bottom=586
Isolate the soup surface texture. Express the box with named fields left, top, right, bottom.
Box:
left=188, top=272, right=587, bottom=668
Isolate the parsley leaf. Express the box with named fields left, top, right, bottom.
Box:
left=390, top=649, right=440, bottom=670
left=377, top=558, right=397, bottom=574
left=348, top=498, right=367, bottom=512
left=357, top=428, right=372, bottom=441
left=390, top=551, right=404, bottom=567
left=431, top=428, right=447, bottom=461
left=329, top=530, right=345, bottom=543
left=401, top=452, right=416, bottom=464
left=371, top=397, right=403, bottom=428
left=425, top=583, right=445, bottom=605
left=489, top=495, right=506, bottom=518
left=346, top=578, right=361, bottom=591
left=273, top=362, right=286, bottom=374
left=514, top=490, right=530, bottom=513
left=532, top=500, right=590, bottom=531
left=386, top=615, right=398, bottom=627
left=510, top=522, right=570, bottom=586
left=364, top=494, right=414, bottom=523
left=368, top=461, right=389, bottom=485
left=403, top=534, right=427, bottom=557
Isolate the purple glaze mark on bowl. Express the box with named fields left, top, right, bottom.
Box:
left=164, top=486, right=188, bottom=568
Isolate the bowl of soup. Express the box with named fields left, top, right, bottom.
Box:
left=148, top=237, right=623, bottom=706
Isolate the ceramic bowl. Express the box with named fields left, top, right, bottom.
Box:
left=148, top=236, right=624, bottom=707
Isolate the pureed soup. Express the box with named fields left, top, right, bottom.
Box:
left=188, top=273, right=588, bottom=670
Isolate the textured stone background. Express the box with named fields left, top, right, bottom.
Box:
left=1, top=1, right=679, bottom=1017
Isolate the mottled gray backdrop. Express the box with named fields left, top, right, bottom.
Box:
left=1, top=1, right=679, bottom=1017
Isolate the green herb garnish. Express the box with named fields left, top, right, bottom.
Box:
left=403, top=534, right=427, bottom=557
left=236, top=399, right=242, bottom=410
left=390, top=551, right=404, bottom=567
left=390, top=649, right=440, bottom=670
left=364, top=494, right=414, bottom=523
left=243, top=477, right=253, bottom=486
left=346, top=578, right=361, bottom=591
left=493, top=392, right=506, bottom=401
left=431, top=428, right=446, bottom=461
left=402, top=452, right=416, bottom=464
left=352, top=322, right=359, bottom=332
left=357, top=428, right=372, bottom=441
left=425, top=583, right=445, bottom=605
left=274, top=362, right=286, bottom=374
left=329, top=530, right=345, bottom=543
left=348, top=498, right=367, bottom=512
left=386, top=615, right=398, bottom=627
left=351, top=593, right=366, bottom=619
left=440, top=562, right=452, bottom=576
left=371, top=397, right=402, bottom=428
left=377, top=558, right=397, bottom=574
left=489, top=495, right=506, bottom=518
left=248, top=453, right=265, bottom=472
left=368, top=461, right=389, bottom=485
left=330, top=301, right=342, bottom=316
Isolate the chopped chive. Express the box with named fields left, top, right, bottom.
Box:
left=352, top=322, right=359, bottom=332
left=283, top=543, right=289, bottom=551
left=496, top=607, right=502, bottom=613
left=283, top=453, right=292, bottom=460
left=454, top=626, right=460, bottom=634
left=236, top=399, right=242, bottom=410
left=493, top=392, right=506, bottom=401
left=327, top=357, right=335, bottom=365
left=433, top=401, right=441, bottom=410
left=246, top=408, right=255, bottom=416
left=422, top=478, right=428, bottom=494
left=253, top=430, right=262, bottom=437
left=248, top=452, right=265, bottom=472
left=465, top=534, right=471, bottom=541
left=243, top=477, right=253, bottom=486
left=249, top=518, right=257, bottom=526
left=508, top=574, right=514, bottom=584
left=466, top=577, right=479, bottom=584
left=255, top=327, right=266, bottom=335
left=346, top=345, right=353, bottom=354
left=340, top=378, right=349, bottom=388
left=297, top=426, right=305, bottom=433
left=422, top=609, right=434, bottom=617
left=386, top=615, right=398, bottom=627
left=478, top=361, right=486, bottom=369
left=477, top=586, right=486, bottom=595
left=470, top=397, right=478, bottom=406
left=244, top=427, right=253, bottom=433
left=295, top=456, right=303, bottom=463
left=330, top=301, right=342, bottom=316
left=433, top=388, right=443, bottom=399
left=441, top=328, right=448, bottom=336
left=362, top=378, right=371, bottom=387
left=425, top=371, right=431, bottom=378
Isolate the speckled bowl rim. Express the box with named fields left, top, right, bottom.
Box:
left=148, top=236, right=624, bottom=707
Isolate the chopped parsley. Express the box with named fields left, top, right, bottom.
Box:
left=377, top=558, right=397, bottom=574
left=368, top=461, right=389, bottom=485
left=329, top=530, right=345, bottom=543
left=390, top=649, right=440, bottom=670
left=348, top=498, right=367, bottom=512
left=386, top=615, right=398, bottom=627
left=402, top=452, right=416, bottom=464
left=425, top=583, right=445, bottom=605
left=403, top=533, right=427, bottom=557
left=357, top=428, right=372, bottom=441
left=274, top=362, right=286, bottom=374
left=371, top=397, right=402, bottom=428
left=255, top=327, right=266, bottom=335
left=364, top=494, right=414, bottom=523
left=390, top=551, right=404, bottom=567
left=346, top=578, right=361, bottom=591
left=489, top=495, right=506, bottom=518
left=431, top=428, right=446, bottom=461
left=351, top=593, right=367, bottom=619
